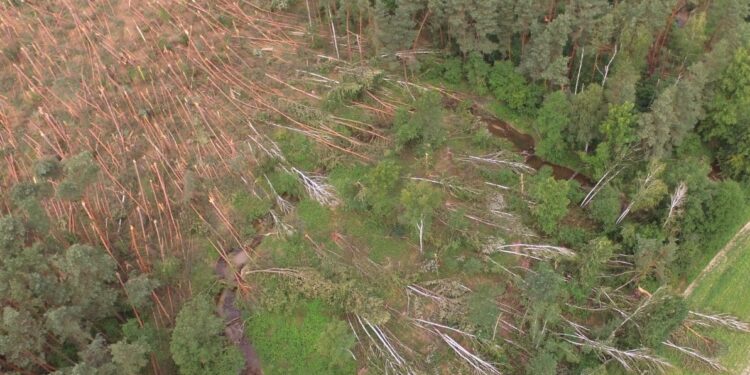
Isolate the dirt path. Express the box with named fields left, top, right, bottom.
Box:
left=682, top=220, right=750, bottom=297
left=215, top=247, right=263, bottom=375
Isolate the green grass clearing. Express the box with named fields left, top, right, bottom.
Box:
left=668, top=229, right=750, bottom=374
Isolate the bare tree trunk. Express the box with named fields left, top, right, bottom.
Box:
left=417, top=216, right=424, bottom=253
left=328, top=6, right=340, bottom=60
left=575, top=47, right=585, bottom=94
left=601, top=44, right=618, bottom=87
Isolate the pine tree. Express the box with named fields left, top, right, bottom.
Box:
left=170, top=296, right=244, bottom=375
left=520, top=13, right=572, bottom=88
left=535, top=91, right=571, bottom=163
left=569, top=85, right=607, bottom=148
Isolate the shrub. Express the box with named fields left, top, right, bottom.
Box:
left=442, top=57, right=464, bottom=84
left=231, top=192, right=271, bottom=238
left=363, top=159, right=402, bottom=220
left=488, top=61, right=541, bottom=113
left=297, top=199, right=332, bottom=238
left=170, top=296, right=244, bottom=375
left=393, top=91, right=445, bottom=151
left=586, top=185, right=621, bottom=231
left=528, top=168, right=571, bottom=235
left=247, top=300, right=356, bottom=375
left=463, top=52, right=490, bottom=94
left=266, top=169, right=303, bottom=199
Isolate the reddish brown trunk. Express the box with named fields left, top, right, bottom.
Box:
left=412, top=10, right=432, bottom=50
left=647, top=0, right=686, bottom=75
left=547, top=0, right=557, bottom=21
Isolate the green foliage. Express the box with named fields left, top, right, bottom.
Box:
left=170, top=296, right=244, bottom=375
left=529, top=168, right=571, bottom=235
left=554, top=225, right=592, bottom=249
left=297, top=199, right=332, bottom=238
left=586, top=185, right=621, bottom=231
left=110, top=339, right=150, bottom=375
left=523, top=263, right=566, bottom=346
left=441, top=57, right=464, bottom=84
left=488, top=61, right=541, bottom=113
left=124, top=273, right=160, bottom=310
left=267, top=169, right=303, bottom=199
left=633, top=237, right=677, bottom=283
left=619, top=292, right=688, bottom=348
left=247, top=299, right=356, bottom=375
left=578, top=237, right=616, bottom=290
left=274, top=130, right=319, bottom=171
left=326, top=68, right=384, bottom=106
left=467, top=285, right=503, bottom=338
left=534, top=91, right=572, bottom=163
left=1, top=306, right=46, bottom=369
left=527, top=349, right=558, bottom=375
left=231, top=191, right=271, bottom=238
left=329, top=164, right=370, bottom=211
left=57, top=152, right=99, bottom=201
left=0, top=214, right=25, bottom=252
left=33, top=156, right=62, bottom=179
left=584, top=102, right=638, bottom=178
left=1, top=203, right=119, bottom=372
left=375, top=0, right=420, bottom=51
left=10, top=181, right=52, bottom=204
left=430, top=0, right=501, bottom=55
left=569, top=85, right=606, bottom=148
left=399, top=181, right=443, bottom=237
left=463, top=52, right=490, bottom=94
left=363, top=159, right=402, bottom=220
left=393, top=91, right=445, bottom=151
left=672, top=171, right=748, bottom=279
left=628, top=162, right=668, bottom=214
left=258, top=235, right=317, bottom=268
left=519, top=13, right=572, bottom=88
left=701, top=48, right=750, bottom=179
left=251, top=267, right=389, bottom=323
left=60, top=335, right=119, bottom=374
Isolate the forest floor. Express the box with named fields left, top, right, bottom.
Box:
left=677, top=221, right=750, bottom=374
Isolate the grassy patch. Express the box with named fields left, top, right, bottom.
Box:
left=668, top=231, right=750, bottom=374
left=245, top=299, right=356, bottom=375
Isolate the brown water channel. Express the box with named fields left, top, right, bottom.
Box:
left=215, top=245, right=263, bottom=375
left=445, top=97, right=594, bottom=187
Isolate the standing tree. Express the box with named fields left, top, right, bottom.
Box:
left=400, top=181, right=443, bottom=252
left=534, top=91, right=572, bottom=163
left=639, top=62, right=708, bottom=159
left=0, top=168, right=126, bottom=373
left=569, top=85, right=607, bottom=149
left=393, top=91, right=445, bottom=151
left=578, top=237, right=616, bottom=291
left=523, top=263, right=566, bottom=347
left=701, top=48, right=750, bottom=179
left=528, top=167, right=571, bottom=235
left=488, top=60, right=541, bottom=113
left=170, top=296, right=245, bottom=375
left=374, top=0, right=424, bottom=52
left=520, top=14, right=573, bottom=89
left=583, top=102, right=639, bottom=178
left=431, top=0, right=500, bottom=55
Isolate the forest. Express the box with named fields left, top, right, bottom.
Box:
left=1, top=0, right=750, bottom=374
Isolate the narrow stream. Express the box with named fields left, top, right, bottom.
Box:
left=445, top=97, right=595, bottom=187
left=215, top=245, right=263, bottom=375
